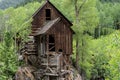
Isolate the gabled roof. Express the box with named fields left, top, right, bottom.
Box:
left=32, top=0, right=73, bottom=26
left=33, top=18, right=61, bottom=36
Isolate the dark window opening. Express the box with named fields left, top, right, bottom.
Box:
left=58, top=49, right=63, bottom=52
left=46, top=9, right=51, bottom=20
left=49, top=35, right=54, bottom=43
left=49, top=45, right=55, bottom=51
left=48, top=35, right=55, bottom=51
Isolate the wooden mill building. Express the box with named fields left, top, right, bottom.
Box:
left=31, top=0, right=74, bottom=55
left=15, top=0, right=75, bottom=80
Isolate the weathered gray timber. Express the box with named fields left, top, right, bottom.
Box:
left=14, top=0, right=82, bottom=80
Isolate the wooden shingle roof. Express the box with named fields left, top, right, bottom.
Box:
left=33, top=18, right=61, bottom=36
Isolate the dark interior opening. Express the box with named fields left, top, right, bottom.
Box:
left=46, top=9, right=51, bottom=20
left=58, top=49, right=63, bottom=52
left=49, top=45, right=55, bottom=51
left=49, top=35, right=54, bottom=43
left=48, top=35, right=55, bottom=51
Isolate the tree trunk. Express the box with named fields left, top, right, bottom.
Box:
left=76, top=37, right=80, bottom=72
left=75, top=9, right=81, bottom=73
left=74, top=1, right=87, bottom=80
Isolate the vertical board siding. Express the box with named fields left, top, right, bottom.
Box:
left=47, top=21, right=72, bottom=55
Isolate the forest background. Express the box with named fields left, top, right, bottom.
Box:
left=0, top=0, right=120, bottom=80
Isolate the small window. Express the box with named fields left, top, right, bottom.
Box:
left=48, top=35, right=55, bottom=51
left=45, top=9, right=51, bottom=20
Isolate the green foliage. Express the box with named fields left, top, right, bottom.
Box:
left=90, top=31, right=120, bottom=80
left=95, top=0, right=120, bottom=37
left=0, top=32, right=18, bottom=79
left=1, top=2, right=41, bottom=40
left=0, top=2, right=42, bottom=79
left=66, top=0, right=99, bottom=79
